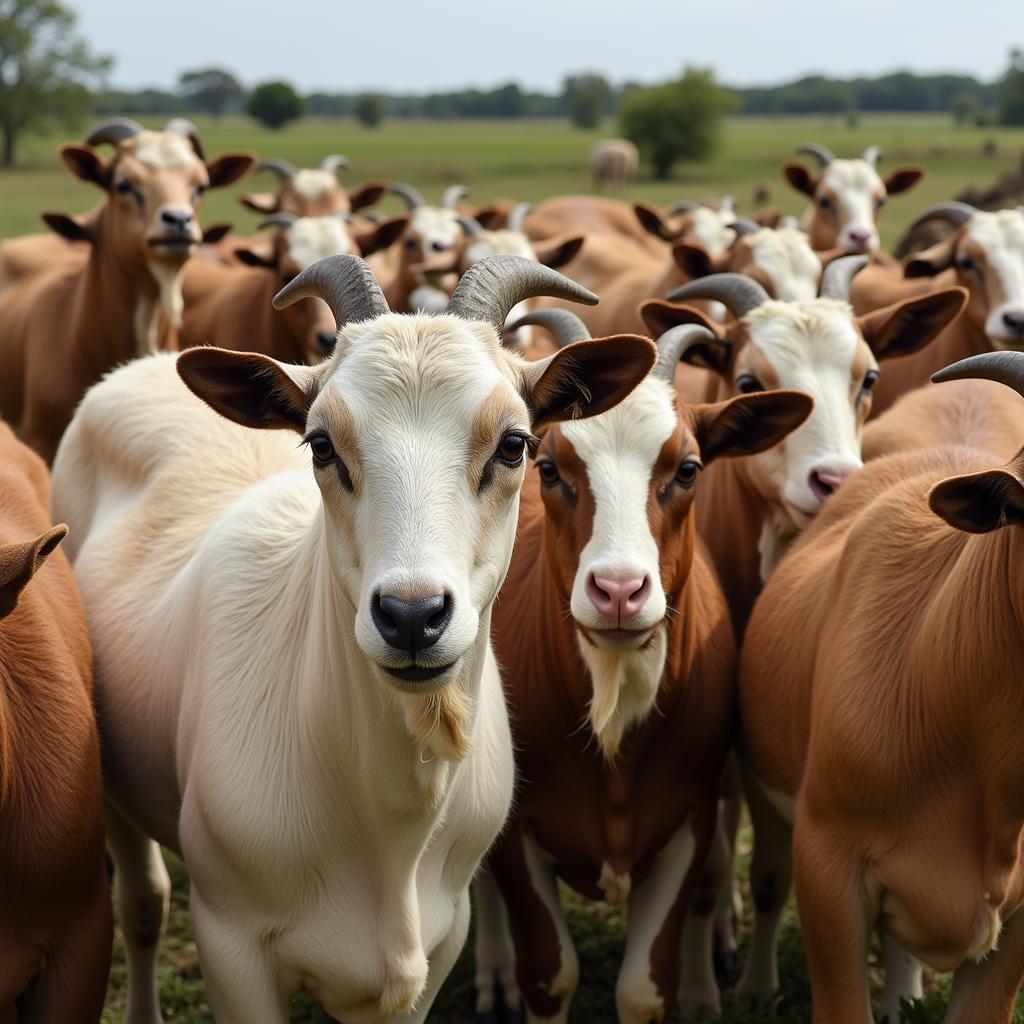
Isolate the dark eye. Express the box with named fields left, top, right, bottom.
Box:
left=675, top=460, right=701, bottom=489
left=737, top=373, right=763, bottom=394
left=403, top=236, right=418, bottom=251
left=115, top=179, right=135, bottom=196
left=309, top=435, right=336, bottom=464
left=861, top=369, right=879, bottom=394
left=193, top=183, right=207, bottom=200
left=496, top=432, right=527, bottom=466
left=537, top=460, right=560, bottom=486
left=875, top=196, right=886, bottom=210
left=957, top=256, right=975, bottom=273
left=431, top=240, right=449, bottom=253
left=818, top=196, right=834, bottom=212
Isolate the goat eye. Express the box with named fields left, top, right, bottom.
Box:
left=675, top=460, right=701, bottom=489
left=403, top=236, right=418, bottom=251
left=431, top=240, right=449, bottom=252
left=818, top=196, right=834, bottom=212
left=861, top=369, right=879, bottom=394
left=736, top=373, right=763, bottom=394
left=309, top=435, right=336, bottom=463
left=496, top=432, right=527, bottom=465
left=957, top=256, right=975, bottom=272
left=115, top=180, right=134, bottom=196
left=875, top=197, right=886, bottom=210
left=537, top=460, right=560, bottom=485
left=193, top=183, right=208, bottom=199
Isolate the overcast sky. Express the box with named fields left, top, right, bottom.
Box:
left=78, top=0, right=1020, bottom=93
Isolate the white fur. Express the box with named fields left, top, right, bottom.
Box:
left=132, top=131, right=198, bottom=171
left=690, top=206, right=737, bottom=257
left=284, top=216, right=355, bottom=270
left=819, top=159, right=885, bottom=252
left=411, top=207, right=464, bottom=250
left=465, top=230, right=535, bottom=266
left=748, top=227, right=822, bottom=302
left=967, top=210, right=1024, bottom=346
left=51, top=313, right=521, bottom=1021
left=291, top=168, right=339, bottom=203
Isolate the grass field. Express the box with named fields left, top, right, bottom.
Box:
left=4, top=111, right=1022, bottom=1021
left=1, top=112, right=1023, bottom=249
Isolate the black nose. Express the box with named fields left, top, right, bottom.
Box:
left=1003, top=311, right=1024, bottom=336
left=161, top=209, right=194, bottom=232
left=371, top=593, right=452, bottom=656
left=316, top=330, right=337, bottom=353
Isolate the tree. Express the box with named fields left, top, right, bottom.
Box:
left=247, top=80, right=305, bottom=131
left=0, top=0, right=112, bottom=167
left=354, top=92, right=384, bottom=129
left=951, top=90, right=981, bottom=126
left=619, top=67, right=734, bottom=180
left=999, top=47, right=1024, bottom=126
left=563, top=73, right=612, bottom=129
left=178, top=67, right=243, bottom=119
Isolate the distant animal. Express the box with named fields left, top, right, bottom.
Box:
left=591, top=138, right=639, bottom=190
left=238, top=153, right=387, bottom=216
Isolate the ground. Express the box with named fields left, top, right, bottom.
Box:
left=3, top=111, right=1022, bottom=1020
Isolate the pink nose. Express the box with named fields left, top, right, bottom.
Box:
left=808, top=467, right=854, bottom=502
left=846, top=229, right=873, bottom=251
left=587, top=573, right=651, bottom=622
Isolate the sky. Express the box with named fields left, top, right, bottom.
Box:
left=77, top=0, right=1020, bottom=93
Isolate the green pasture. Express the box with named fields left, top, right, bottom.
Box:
left=2, top=112, right=1023, bottom=249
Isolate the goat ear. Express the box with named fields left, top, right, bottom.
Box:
left=355, top=214, right=409, bottom=257
left=238, top=192, right=279, bottom=214
left=533, top=233, right=584, bottom=269
left=206, top=152, right=256, bottom=189
left=61, top=145, right=109, bottom=190
left=857, top=287, right=968, bottom=361
left=904, top=238, right=956, bottom=278
left=201, top=222, right=233, bottom=245
left=0, top=525, right=67, bottom=619
left=639, top=299, right=721, bottom=338
left=929, top=467, right=1024, bottom=534
left=783, top=162, right=817, bottom=198
left=883, top=167, right=924, bottom=196
left=521, top=335, right=657, bottom=433
left=633, top=201, right=674, bottom=240
left=176, top=349, right=319, bottom=433
left=672, top=241, right=717, bottom=280
left=41, top=211, right=91, bottom=242
left=473, top=204, right=505, bottom=229
left=692, top=390, right=813, bottom=465
left=234, top=247, right=277, bottom=270
left=348, top=180, right=388, bottom=212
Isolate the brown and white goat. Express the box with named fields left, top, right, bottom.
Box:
left=238, top=153, right=387, bottom=216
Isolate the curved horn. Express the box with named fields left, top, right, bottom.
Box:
left=861, top=145, right=882, bottom=166
left=257, top=158, right=298, bottom=181
left=85, top=117, right=143, bottom=148
left=507, top=201, right=532, bottom=233
left=456, top=215, right=483, bottom=237
left=258, top=212, right=300, bottom=231
left=666, top=273, right=770, bottom=319
left=908, top=201, right=977, bottom=232
left=506, top=309, right=592, bottom=347
left=390, top=182, right=426, bottom=210
left=730, top=217, right=762, bottom=238
left=654, top=325, right=722, bottom=381
left=441, top=185, right=468, bottom=209
left=273, top=254, right=389, bottom=327
left=932, top=351, right=1024, bottom=399
left=320, top=154, right=350, bottom=174
left=164, top=117, right=205, bottom=160
left=796, top=143, right=835, bottom=167
left=668, top=200, right=700, bottom=216
left=447, top=254, right=597, bottom=331
left=818, top=254, right=869, bottom=300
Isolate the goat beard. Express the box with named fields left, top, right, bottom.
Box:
left=134, top=260, right=187, bottom=356
left=401, top=682, right=473, bottom=765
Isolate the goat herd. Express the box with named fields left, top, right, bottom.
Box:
left=0, top=116, right=1023, bottom=1024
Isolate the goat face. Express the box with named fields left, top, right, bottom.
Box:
left=404, top=208, right=465, bottom=273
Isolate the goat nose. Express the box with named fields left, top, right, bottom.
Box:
left=586, top=574, right=651, bottom=622
left=846, top=229, right=873, bottom=251
left=808, top=466, right=855, bottom=502
left=371, top=593, right=452, bottom=656
left=160, top=208, right=194, bottom=232
left=316, top=330, right=337, bottom=353
left=1003, top=311, right=1024, bottom=336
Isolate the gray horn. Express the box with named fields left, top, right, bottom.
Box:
left=908, top=201, right=977, bottom=232
left=796, top=143, right=836, bottom=167
left=818, top=254, right=869, bottom=300
left=506, top=309, right=592, bottom=347
left=507, top=201, right=532, bottom=233
left=273, top=253, right=390, bottom=327
left=390, top=182, right=426, bottom=210
left=164, top=117, right=205, bottom=160
left=441, top=185, right=468, bottom=209
left=85, top=117, right=143, bottom=148
left=654, top=324, right=723, bottom=381
left=258, top=213, right=299, bottom=231
left=666, top=273, right=771, bottom=319
left=447, top=254, right=597, bottom=332
left=258, top=158, right=298, bottom=181
left=932, top=351, right=1024, bottom=399
left=730, top=218, right=762, bottom=238
left=456, top=216, right=483, bottom=237
left=668, top=200, right=700, bottom=215
left=862, top=145, right=882, bottom=166
left=320, top=154, right=350, bottom=174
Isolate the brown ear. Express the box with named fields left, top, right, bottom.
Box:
left=207, top=152, right=256, bottom=189
left=61, top=145, right=109, bottom=190
left=176, top=348, right=317, bottom=432
left=42, top=211, right=91, bottom=242
left=639, top=299, right=720, bottom=339
left=633, top=201, right=674, bottom=241
left=0, top=525, right=68, bottom=619
left=533, top=233, right=584, bottom=269
left=239, top=192, right=280, bottom=214
left=473, top=204, right=505, bottom=229
left=348, top=180, right=388, bottom=212
left=692, top=390, right=813, bottom=465
left=929, top=466, right=1024, bottom=533
left=857, top=287, right=968, bottom=360
left=783, top=162, right=817, bottom=198
left=521, top=335, right=657, bottom=433
left=355, top=214, right=410, bottom=257
left=903, top=237, right=956, bottom=278
left=201, top=222, right=233, bottom=244
left=883, top=167, right=924, bottom=196
left=753, top=208, right=783, bottom=229
left=234, top=247, right=278, bottom=270
left=672, top=241, right=718, bottom=280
